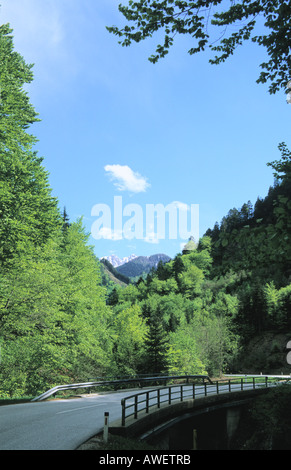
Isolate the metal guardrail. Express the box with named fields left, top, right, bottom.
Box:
left=120, top=375, right=290, bottom=426
left=31, top=374, right=212, bottom=402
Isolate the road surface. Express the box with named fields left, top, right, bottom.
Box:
left=0, top=389, right=133, bottom=450
left=0, top=380, right=273, bottom=450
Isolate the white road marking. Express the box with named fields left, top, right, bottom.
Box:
left=56, top=404, right=105, bottom=414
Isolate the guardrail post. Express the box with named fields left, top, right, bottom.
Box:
left=157, top=389, right=160, bottom=408
left=169, top=387, right=172, bottom=405
left=204, top=382, right=207, bottom=396
left=103, top=412, right=109, bottom=443
left=253, top=377, right=255, bottom=389
left=228, top=380, right=231, bottom=392
left=121, top=399, right=125, bottom=426
left=216, top=381, right=219, bottom=394
left=180, top=385, right=183, bottom=401
left=265, top=376, right=268, bottom=388
left=146, top=391, right=149, bottom=413
left=193, top=383, right=195, bottom=399
left=134, top=395, right=138, bottom=419
left=241, top=378, right=243, bottom=391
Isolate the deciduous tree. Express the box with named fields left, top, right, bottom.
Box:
left=108, top=0, right=291, bottom=94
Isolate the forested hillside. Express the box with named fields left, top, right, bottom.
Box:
left=205, top=147, right=291, bottom=337
left=116, top=254, right=171, bottom=279
left=100, top=258, right=130, bottom=287
left=107, top=145, right=291, bottom=376
left=0, top=24, right=290, bottom=399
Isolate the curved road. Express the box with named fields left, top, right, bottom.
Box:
left=0, top=380, right=276, bottom=450
left=0, top=389, right=134, bottom=450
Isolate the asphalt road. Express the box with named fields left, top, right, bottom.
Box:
left=0, top=380, right=273, bottom=450
left=0, top=389, right=134, bottom=450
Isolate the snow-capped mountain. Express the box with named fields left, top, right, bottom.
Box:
left=101, top=254, right=137, bottom=268
left=115, top=253, right=171, bottom=278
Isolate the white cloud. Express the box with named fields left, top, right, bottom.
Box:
left=96, top=227, right=122, bottom=240
left=104, top=164, right=150, bottom=193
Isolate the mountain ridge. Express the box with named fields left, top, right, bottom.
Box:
left=115, top=253, right=171, bottom=278
left=100, top=258, right=130, bottom=286
left=101, top=254, right=137, bottom=268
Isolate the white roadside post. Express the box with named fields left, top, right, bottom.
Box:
left=103, top=412, right=109, bottom=443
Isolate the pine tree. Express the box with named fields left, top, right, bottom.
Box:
left=62, top=207, right=70, bottom=232
left=144, top=313, right=169, bottom=375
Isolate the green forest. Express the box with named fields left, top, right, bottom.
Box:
left=0, top=23, right=290, bottom=399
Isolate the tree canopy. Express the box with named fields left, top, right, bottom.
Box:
left=107, top=0, right=291, bottom=94
left=0, top=24, right=61, bottom=267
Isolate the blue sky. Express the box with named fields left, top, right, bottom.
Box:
left=1, top=0, right=290, bottom=259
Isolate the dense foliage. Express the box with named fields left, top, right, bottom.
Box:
left=108, top=237, right=241, bottom=376
left=205, top=142, right=291, bottom=336
left=107, top=140, right=291, bottom=377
